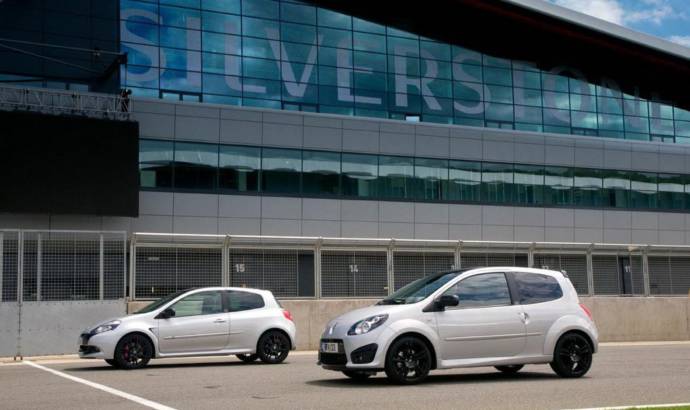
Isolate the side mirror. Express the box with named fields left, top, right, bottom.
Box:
left=156, top=307, right=176, bottom=319
left=437, top=295, right=460, bottom=309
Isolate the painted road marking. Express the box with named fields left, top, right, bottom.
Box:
left=24, top=361, right=177, bottom=410
left=566, top=402, right=690, bottom=410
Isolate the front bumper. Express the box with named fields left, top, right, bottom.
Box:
left=317, top=326, right=394, bottom=371
left=78, top=331, right=119, bottom=360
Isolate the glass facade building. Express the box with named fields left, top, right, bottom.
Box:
left=120, top=0, right=690, bottom=143
left=140, top=139, right=690, bottom=212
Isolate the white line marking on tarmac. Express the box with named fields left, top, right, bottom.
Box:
left=24, top=361, right=177, bottom=410
left=565, top=402, right=690, bottom=410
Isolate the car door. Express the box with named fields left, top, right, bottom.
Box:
left=225, top=290, right=267, bottom=350
left=434, top=272, right=526, bottom=362
left=509, top=272, right=566, bottom=357
left=157, top=290, right=230, bottom=354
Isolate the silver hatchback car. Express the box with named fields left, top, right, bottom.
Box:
left=318, top=267, right=598, bottom=384
left=79, top=287, right=296, bottom=369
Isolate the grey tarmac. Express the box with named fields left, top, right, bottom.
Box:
left=1, top=344, right=690, bottom=410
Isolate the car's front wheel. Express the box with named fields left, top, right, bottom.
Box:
left=257, top=331, right=290, bottom=364
left=114, top=333, right=153, bottom=370
left=342, top=370, right=373, bottom=380
left=384, top=336, right=432, bottom=385
left=495, top=365, right=524, bottom=374
left=550, top=332, right=592, bottom=378
left=236, top=354, right=259, bottom=363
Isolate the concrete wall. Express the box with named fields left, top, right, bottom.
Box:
left=128, top=296, right=690, bottom=351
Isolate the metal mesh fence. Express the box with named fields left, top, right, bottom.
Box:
left=321, top=251, right=388, bottom=297
left=135, top=246, right=222, bottom=299
left=0, top=231, right=19, bottom=302
left=229, top=248, right=314, bottom=297
left=534, top=254, right=589, bottom=295
left=104, top=235, right=126, bottom=299
left=592, top=255, right=620, bottom=295
left=648, top=255, right=690, bottom=295
left=459, top=252, right=528, bottom=269
left=393, top=251, right=455, bottom=291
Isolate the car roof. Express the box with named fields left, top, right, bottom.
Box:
left=182, top=287, right=273, bottom=296
left=450, top=266, right=566, bottom=278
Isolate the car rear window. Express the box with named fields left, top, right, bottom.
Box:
left=514, top=273, right=563, bottom=304
left=225, top=290, right=265, bottom=312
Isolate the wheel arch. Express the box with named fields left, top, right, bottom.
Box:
left=256, top=327, right=293, bottom=352
left=385, top=332, right=438, bottom=370
left=115, top=331, right=156, bottom=357
left=544, top=315, right=598, bottom=357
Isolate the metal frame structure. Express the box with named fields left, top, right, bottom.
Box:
left=0, top=85, right=131, bottom=121
left=131, top=233, right=690, bottom=300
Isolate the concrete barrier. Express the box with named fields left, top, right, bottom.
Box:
left=127, top=296, right=690, bottom=350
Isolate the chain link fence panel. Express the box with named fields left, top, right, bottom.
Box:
left=534, top=253, right=589, bottom=295
left=459, top=252, right=528, bottom=269
left=229, top=248, right=314, bottom=297
left=321, top=251, right=388, bottom=297
left=648, top=255, right=690, bottom=295
left=0, top=231, right=19, bottom=302
left=135, top=246, right=222, bottom=299
left=392, top=251, right=455, bottom=291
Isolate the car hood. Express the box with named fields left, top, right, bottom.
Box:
left=84, top=312, right=152, bottom=333
left=327, top=303, right=405, bottom=328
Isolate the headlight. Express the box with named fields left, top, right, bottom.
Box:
left=92, top=320, right=121, bottom=334
left=348, top=314, right=388, bottom=336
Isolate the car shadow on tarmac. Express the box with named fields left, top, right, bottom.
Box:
left=307, top=371, right=560, bottom=388
left=62, top=361, right=285, bottom=372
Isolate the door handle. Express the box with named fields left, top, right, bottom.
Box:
left=213, top=319, right=227, bottom=323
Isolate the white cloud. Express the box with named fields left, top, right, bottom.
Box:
left=668, top=35, right=690, bottom=47
left=552, top=0, right=625, bottom=24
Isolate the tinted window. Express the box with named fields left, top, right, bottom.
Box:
left=170, top=291, right=223, bottom=317
left=514, top=273, right=563, bottom=304
left=444, top=273, right=511, bottom=308
left=226, top=290, right=265, bottom=312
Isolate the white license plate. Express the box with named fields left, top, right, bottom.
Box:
left=321, top=342, right=339, bottom=353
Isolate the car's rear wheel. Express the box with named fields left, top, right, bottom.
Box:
left=114, top=333, right=152, bottom=370
left=104, top=359, right=120, bottom=368
left=550, top=332, right=592, bottom=378
left=342, top=370, right=373, bottom=380
left=384, top=336, right=432, bottom=385
left=257, top=331, right=290, bottom=364
left=236, top=354, right=259, bottom=363
left=495, top=365, right=524, bottom=374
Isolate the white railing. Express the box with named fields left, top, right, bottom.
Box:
left=0, top=85, right=131, bottom=121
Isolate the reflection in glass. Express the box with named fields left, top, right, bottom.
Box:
left=378, top=155, right=414, bottom=199
left=514, top=164, right=544, bottom=205
left=603, top=170, right=630, bottom=208
left=261, top=148, right=301, bottom=193
left=174, top=142, right=218, bottom=190
left=302, top=150, right=340, bottom=195
left=219, top=145, right=260, bottom=192
left=482, top=163, right=513, bottom=203
left=342, top=153, right=377, bottom=198
left=140, top=139, right=173, bottom=188
left=415, top=158, right=448, bottom=201
left=544, top=166, right=573, bottom=206
left=630, top=172, right=657, bottom=209
left=446, top=160, right=481, bottom=202
left=573, top=168, right=603, bottom=207
left=657, top=173, right=684, bottom=210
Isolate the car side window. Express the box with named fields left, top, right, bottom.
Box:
left=226, top=290, right=265, bottom=312
left=443, top=273, right=511, bottom=308
left=169, top=291, right=223, bottom=317
left=514, top=273, right=563, bottom=304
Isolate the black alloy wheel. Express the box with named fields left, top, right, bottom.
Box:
left=104, top=359, right=120, bottom=368
left=495, top=364, right=524, bottom=374
left=384, top=336, right=432, bottom=385
left=236, top=353, right=259, bottom=363
left=257, top=331, right=290, bottom=364
left=550, top=333, right=593, bottom=378
left=114, top=334, right=153, bottom=370
left=342, top=370, right=373, bottom=380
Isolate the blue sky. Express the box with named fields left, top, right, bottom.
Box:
left=548, top=0, right=690, bottom=47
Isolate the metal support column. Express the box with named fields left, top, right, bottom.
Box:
left=528, top=243, right=535, bottom=268
left=586, top=245, right=594, bottom=296
left=386, top=240, right=395, bottom=296
left=221, top=236, right=230, bottom=287
left=314, top=238, right=322, bottom=298
left=99, top=234, right=104, bottom=300
left=642, top=247, right=650, bottom=297
left=454, top=241, right=462, bottom=269
left=36, top=233, right=42, bottom=302
left=16, top=231, right=23, bottom=360
left=129, top=235, right=136, bottom=300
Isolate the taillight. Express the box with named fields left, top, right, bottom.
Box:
left=283, top=309, right=293, bottom=322
left=579, top=303, right=593, bottom=321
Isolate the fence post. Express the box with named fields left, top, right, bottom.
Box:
left=99, top=234, right=104, bottom=301
left=586, top=244, right=594, bottom=296
left=129, top=235, right=136, bottom=300
left=387, top=240, right=395, bottom=296
left=36, top=233, right=42, bottom=302
left=221, top=235, right=230, bottom=287
left=454, top=241, right=462, bottom=269
left=642, top=247, right=650, bottom=297
left=528, top=243, right=535, bottom=268
left=314, top=238, right=322, bottom=299
left=16, top=230, right=23, bottom=359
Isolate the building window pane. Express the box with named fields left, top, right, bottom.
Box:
left=657, top=173, right=684, bottom=210
left=342, top=153, right=377, bottom=198
left=446, top=160, right=481, bottom=202
left=414, top=158, right=448, bottom=201
left=378, top=155, right=414, bottom=199
left=630, top=172, right=657, bottom=209
left=261, top=148, right=301, bottom=194
left=140, top=139, right=173, bottom=188
left=513, top=164, right=543, bottom=205
left=302, top=151, right=340, bottom=195
left=603, top=170, right=630, bottom=208
left=219, top=145, right=260, bottom=192
left=544, top=166, right=573, bottom=206
left=174, top=142, right=218, bottom=190
left=573, top=168, right=603, bottom=207
left=482, top=162, right=513, bottom=204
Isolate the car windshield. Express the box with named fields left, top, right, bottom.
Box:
left=378, top=270, right=465, bottom=305
left=134, top=289, right=189, bottom=314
